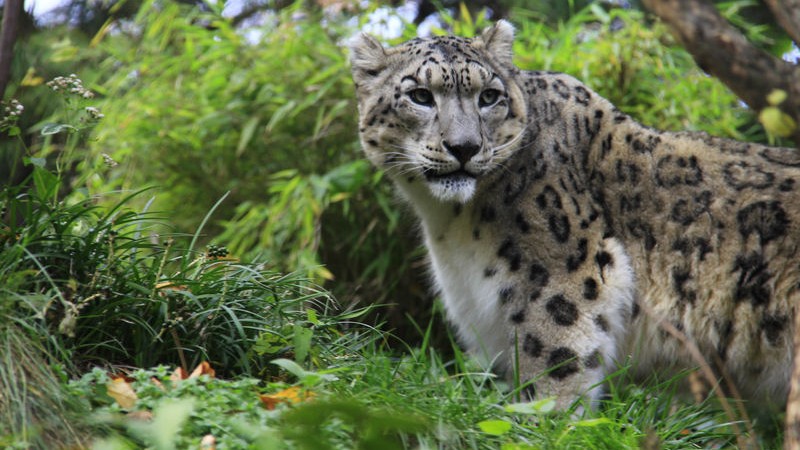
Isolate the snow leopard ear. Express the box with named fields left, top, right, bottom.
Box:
left=348, top=33, right=388, bottom=82
left=475, top=19, right=515, bottom=66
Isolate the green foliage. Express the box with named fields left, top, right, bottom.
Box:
left=716, top=0, right=796, bottom=57
left=88, top=1, right=364, bottom=271
left=0, top=78, right=387, bottom=446
left=79, top=0, right=422, bottom=341
left=69, top=365, right=428, bottom=450
left=70, top=367, right=277, bottom=449
left=505, top=0, right=597, bottom=25
left=0, top=323, right=92, bottom=448
left=0, top=25, right=108, bottom=186
left=0, top=77, right=360, bottom=378
left=216, top=161, right=386, bottom=282
left=81, top=4, right=770, bottom=342
left=60, top=342, right=757, bottom=450
left=330, top=346, right=750, bottom=449
left=1, top=170, right=350, bottom=375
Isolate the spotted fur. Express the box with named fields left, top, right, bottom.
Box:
left=349, top=20, right=800, bottom=410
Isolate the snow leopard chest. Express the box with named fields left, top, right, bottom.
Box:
left=424, top=213, right=511, bottom=365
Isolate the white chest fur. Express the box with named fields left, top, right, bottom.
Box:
left=426, top=225, right=508, bottom=365
left=398, top=180, right=511, bottom=367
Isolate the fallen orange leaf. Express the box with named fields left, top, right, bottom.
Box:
left=150, top=377, right=166, bottom=391
left=170, top=362, right=216, bottom=382
left=171, top=367, right=189, bottom=382
left=107, top=378, right=138, bottom=409
left=200, top=434, right=216, bottom=450
left=107, top=371, right=135, bottom=383
left=190, top=361, right=216, bottom=378
left=259, top=386, right=315, bottom=410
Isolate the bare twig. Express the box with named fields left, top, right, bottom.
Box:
left=638, top=301, right=757, bottom=449
left=170, top=328, right=189, bottom=375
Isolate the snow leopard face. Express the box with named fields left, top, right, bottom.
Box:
left=349, top=21, right=528, bottom=203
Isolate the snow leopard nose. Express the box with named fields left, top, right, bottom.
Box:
left=443, top=139, right=481, bottom=165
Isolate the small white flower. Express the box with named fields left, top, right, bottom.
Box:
left=85, top=106, right=104, bottom=120
left=101, top=153, right=118, bottom=167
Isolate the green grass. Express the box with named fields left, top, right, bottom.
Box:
left=0, top=173, right=351, bottom=376
left=56, top=329, right=764, bottom=450
left=0, top=322, right=93, bottom=449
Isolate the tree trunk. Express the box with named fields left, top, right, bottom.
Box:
left=0, top=0, right=23, bottom=100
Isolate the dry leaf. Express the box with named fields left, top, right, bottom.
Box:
left=171, top=367, right=189, bottom=382
left=200, top=434, right=216, bottom=450
left=190, top=361, right=216, bottom=378
left=155, top=281, right=188, bottom=297
left=126, top=410, right=153, bottom=421
left=107, top=378, right=138, bottom=409
left=20, top=67, right=45, bottom=87
left=107, top=372, right=135, bottom=382
left=150, top=377, right=167, bottom=391
left=170, top=362, right=215, bottom=383
left=259, top=386, right=315, bottom=410
left=208, top=255, right=240, bottom=262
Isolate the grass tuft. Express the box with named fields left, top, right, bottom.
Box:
left=0, top=322, right=91, bottom=448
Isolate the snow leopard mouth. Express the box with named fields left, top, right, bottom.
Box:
left=424, top=169, right=478, bottom=203
left=423, top=168, right=477, bottom=181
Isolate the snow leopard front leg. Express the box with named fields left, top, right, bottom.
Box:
left=498, top=237, right=636, bottom=409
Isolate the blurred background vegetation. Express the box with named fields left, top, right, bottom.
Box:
left=1, top=0, right=794, bottom=351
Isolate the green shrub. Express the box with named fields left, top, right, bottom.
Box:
left=2, top=170, right=351, bottom=376
left=0, top=323, right=93, bottom=449
left=0, top=77, right=353, bottom=378
left=88, top=1, right=362, bottom=258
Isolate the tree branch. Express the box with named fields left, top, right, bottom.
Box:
left=230, top=0, right=296, bottom=27
left=763, top=0, right=800, bottom=46
left=642, top=0, right=800, bottom=145
left=0, top=0, right=23, bottom=100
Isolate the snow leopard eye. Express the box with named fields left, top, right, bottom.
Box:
left=408, top=88, right=434, bottom=106
left=478, top=89, right=501, bottom=107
